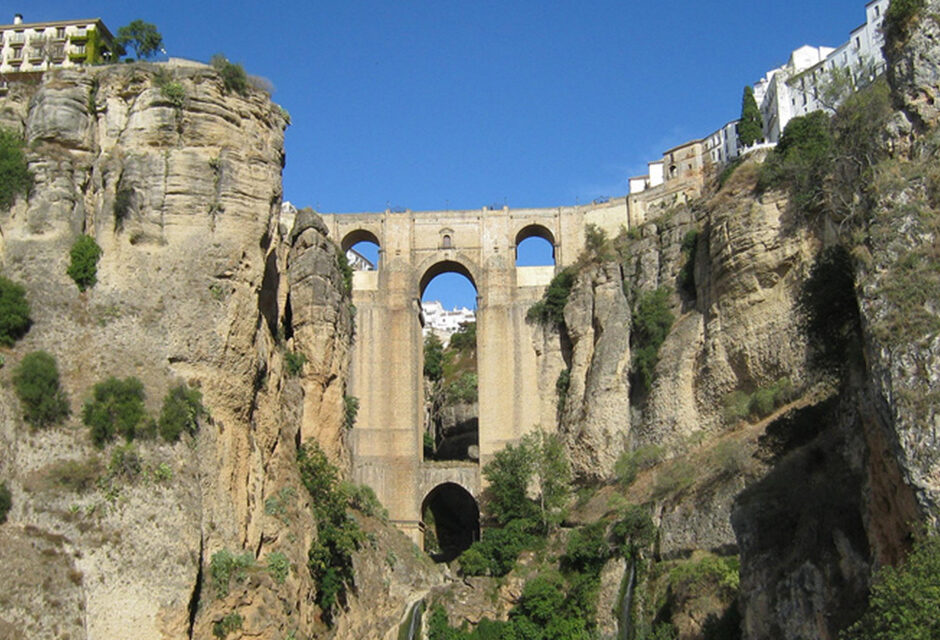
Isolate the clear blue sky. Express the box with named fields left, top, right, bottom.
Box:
left=23, top=0, right=876, bottom=307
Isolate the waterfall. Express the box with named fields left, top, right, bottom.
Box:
left=398, top=600, right=425, bottom=640
left=618, top=557, right=637, bottom=640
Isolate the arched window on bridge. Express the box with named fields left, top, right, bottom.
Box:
left=422, top=483, right=479, bottom=561
left=515, top=224, right=556, bottom=266
left=420, top=261, right=479, bottom=464
left=341, top=229, right=381, bottom=271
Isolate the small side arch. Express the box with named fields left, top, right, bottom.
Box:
left=421, top=482, right=480, bottom=561
left=515, top=223, right=556, bottom=265
left=340, top=228, right=381, bottom=252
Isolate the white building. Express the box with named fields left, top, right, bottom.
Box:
left=0, top=14, right=117, bottom=76
left=704, top=120, right=741, bottom=166
left=421, top=301, right=475, bottom=345
left=753, top=0, right=888, bottom=143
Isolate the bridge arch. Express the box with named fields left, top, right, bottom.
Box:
left=421, top=482, right=480, bottom=561
left=515, top=223, right=556, bottom=265
left=417, top=257, right=481, bottom=298
left=341, top=228, right=382, bottom=253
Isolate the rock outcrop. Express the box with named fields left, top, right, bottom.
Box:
left=0, top=62, right=416, bottom=640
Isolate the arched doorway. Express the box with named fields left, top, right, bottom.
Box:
left=421, top=483, right=480, bottom=561
left=420, top=261, right=479, bottom=463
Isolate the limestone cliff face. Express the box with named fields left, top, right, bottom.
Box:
left=0, top=63, right=362, bottom=639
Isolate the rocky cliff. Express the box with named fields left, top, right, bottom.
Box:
left=0, top=63, right=439, bottom=640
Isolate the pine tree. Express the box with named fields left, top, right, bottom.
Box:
left=739, top=86, right=764, bottom=147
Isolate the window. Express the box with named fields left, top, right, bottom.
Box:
left=56, top=27, right=65, bottom=39
left=442, top=234, right=452, bottom=249
left=874, top=6, right=880, bottom=17
left=855, top=37, right=860, bottom=49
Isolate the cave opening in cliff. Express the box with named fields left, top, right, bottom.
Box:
left=515, top=224, right=556, bottom=266
left=421, top=483, right=480, bottom=562
left=420, top=261, right=479, bottom=463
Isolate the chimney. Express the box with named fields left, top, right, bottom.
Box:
left=13, top=14, right=23, bottom=25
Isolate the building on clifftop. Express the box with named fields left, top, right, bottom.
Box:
left=0, top=14, right=117, bottom=78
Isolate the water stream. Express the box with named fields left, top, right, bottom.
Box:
left=398, top=600, right=425, bottom=640
left=618, top=557, right=637, bottom=640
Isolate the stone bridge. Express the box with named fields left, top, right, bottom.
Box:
left=320, top=200, right=627, bottom=545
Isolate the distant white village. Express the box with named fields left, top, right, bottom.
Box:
left=626, top=0, right=888, bottom=220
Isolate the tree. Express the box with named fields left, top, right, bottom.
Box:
left=526, top=430, right=571, bottom=532
left=424, top=333, right=444, bottom=381
left=0, top=126, right=33, bottom=211
left=841, top=535, right=940, bottom=640
left=13, top=351, right=70, bottom=428
left=158, top=384, right=205, bottom=442
left=115, top=20, right=163, bottom=60
left=66, top=235, right=102, bottom=291
left=483, top=439, right=537, bottom=525
left=0, top=275, right=31, bottom=346
left=739, top=86, right=764, bottom=147
left=82, top=377, right=147, bottom=447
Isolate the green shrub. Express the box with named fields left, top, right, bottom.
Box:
left=158, top=383, right=205, bottom=442
left=210, top=54, right=249, bottom=95
left=527, top=268, right=575, bottom=328
left=298, top=440, right=365, bottom=624
left=113, top=187, right=134, bottom=229
left=160, top=81, right=185, bottom=108
left=285, top=350, right=306, bottom=377
left=13, top=351, right=70, bottom=428
left=344, top=395, right=359, bottom=430
left=883, top=0, right=926, bottom=47
left=459, top=518, right=541, bottom=577
left=210, top=549, right=255, bottom=599
left=444, top=372, right=477, bottom=405
left=710, top=439, right=750, bottom=476
left=562, top=522, right=610, bottom=573
left=555, top=368, right=571, bottom=411
left=83, top=377, right=147, bottom=447
left=615, top=443, right=666, bottom=488
left=0, top=127, right=33, bottom=210
left=758, top=111, right=832, bottom=212
left=0, top=481, right=11, bottom=523
left=266, top=551, right=290, bottom=584
left=343, top=481, right=387, bottom=519
left=611, top=505, right=656, bottom=558
left=212, top=612, right=244, bottom=639
left=67, top=235, right=103, bottom=291
left=0, top=275, right=31, bottom=345
left=424, top=333, right=444, bottom=381
left=107, top=443, right=142, bottom=479
left=669, top=554, right=740, bottom=599
left=652, top=459, right=695, bottom=499
left=583, top=223, right=615, bottom=262
left=335, top=247, right=353, bottom=294
left=449, top=321, right=476, bottom=352
left=44, top=456, right=102, bottom=493
left=679, top=229, right=699, bottom=297
left=631, top=287, right=675, bottom=393
left=799, top=246, right=861, bottom=371
left=841, top=535, right=940, bottom=640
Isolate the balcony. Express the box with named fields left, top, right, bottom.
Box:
left=9, top=48, right=23, bottom=62
left=8, top=33, right=26, bottom=45
left=28, top=48, right=44, bottom=62
left=29, top=35, right=46, bottom=45
left=49, top=45, right=66, bottom=61
left=70, top=30, right=88, bottom=42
